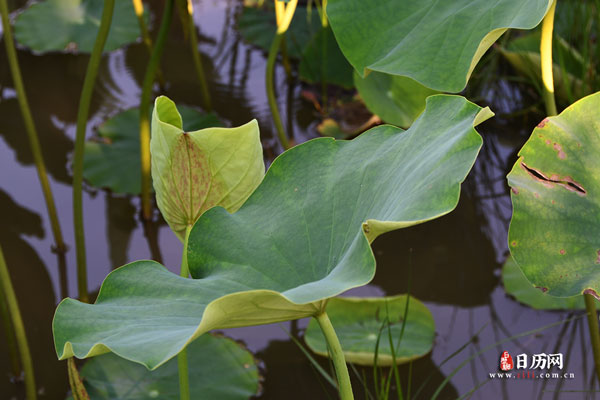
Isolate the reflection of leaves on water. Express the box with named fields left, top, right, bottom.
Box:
left=0, top=189, right=69, bottom=399
left=106, top=195, right=137, bottom=269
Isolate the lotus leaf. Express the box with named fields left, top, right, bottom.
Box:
left=299, top=27, right=354, bottom=89
left=502, top=257, right=584, bottom=310
left=53, top=94, right=491, bottom=370
left=500, top=31, right=586, bottom=102
left=508, top=91, right=600, bottom=298
left=150, top=96, right=264, bottom=240
left=354, top=71, right=438, bottom=128
left=237, top=5, right=321, bottom=60
left=73, top=334, right=259, bottom=400
left=304, top=296, right=434, bottom=366
left=327, top=0, right=553, bottom=92
left=14, top=0, right=141, bottom=53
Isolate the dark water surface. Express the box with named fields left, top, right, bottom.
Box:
left=0, top=1, right=596, bottom=399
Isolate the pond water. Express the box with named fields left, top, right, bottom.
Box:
left=0, top=1, right=596, bottom=399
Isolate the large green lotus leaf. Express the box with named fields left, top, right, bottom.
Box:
left=298, top=27, right=354, bottom=89
left=500, top=31, right=585, bottom=102
left=502, top=257, right=584, bottom=310
left=53, top=95, right=491, bottom=370
left=508, top=91, right=600, bottom=298
left=83, top=106, right=222, bottom=195
left=354, top=71, right=439, bottom=129
left=71, top=334, right=259, bottom=400
left=14, top=0, right=141, bottom=53
left=237, top=5, right=321, bottom=59
left=326, top=0, right=552, bottom=92
left=151, top=96, right=264, bottom=240
left=304, top=296, right=434, bottom=366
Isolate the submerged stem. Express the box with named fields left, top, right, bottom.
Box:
left=0, top=245, right=36, bottom=400
left=540, top=0, right=558, bottom=116
left=140, top=0, right=175, bottom=220
left=72, top=0, right=115, bottom=303
left=186, top=0, right=213, bottom=111
left=315, top=311, right=354, bottom=400
left=0, top=0, right=66, bottom=253
left=177, top=224, right=193, bottom=400
left=266, top=32, right=290, bottom=150
left=584, top=293, right=600, bottom=385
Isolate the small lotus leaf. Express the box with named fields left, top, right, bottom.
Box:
left=304, top=296, right=435, bottom=366
left=150, top=96, right=264, bottom=239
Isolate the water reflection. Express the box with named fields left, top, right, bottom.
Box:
left=0, top=190, right=68, bottom=399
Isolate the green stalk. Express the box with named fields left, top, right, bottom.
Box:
left=67, top=358, right=90, bottom=400
left=0, top=0, right=65, bottom=253
left=0, top=280, right=20, bottom=377
left=177, top=225, right=193, bottom=400
left=185, top=0, right=213, bottom=111
left=140, top=0, right=175, bottom=220
left=540, top=0, right=558, bottom=116
left=132, top=0, right=152, bottom=51
left=315, top=311, right=354, bottom=400
left=584, top=293, right=600, bottom=385
left=72, top=0, right=115, bottom=303
left=266, top=32, right=290, bottom=150
left=0, top=245, right=36, bottom=400
left=320, top=0, right=328, bottom=111
left=132, top=0, right=166, bottom=88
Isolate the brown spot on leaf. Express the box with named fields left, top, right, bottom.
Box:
left=560, top=249, right=566, bottom=255
left=584, top=288, right=600, bottom=300
left=511, top=188, right=519, bottom=195
left=534, top=192, right=540, bottom=198
left=553, top=143, right=566, bottom=159
left=521, top=163, right=586, bottom=195
left=535, top=286, right=549, bottom=293
left=545, top=139, right=551, bottom=145
left=511, top=241, right=517, bottom=247
left=537, top=118, right=549, bottom=128
left=596, top=250, right=600, bottom=264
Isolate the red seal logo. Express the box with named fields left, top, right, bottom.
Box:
left=500, top=351, right=514, bottom=371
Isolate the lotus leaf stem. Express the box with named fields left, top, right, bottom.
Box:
left=132, top=0, right=166, bottom=88
left=266, top=32, right=289, bottom=149
left=177, top=224, right=193, bottom=400
left=0, top=0, right=65, bottom=253
left=185, top=0, right=213, bottom=111
left=315, top=311, right=354, bottom=400
left=584, top=293, right=600, bottom=384
left=540, top=0, right=557, bottom=116
left=132, top=0, right=152, bottom=51
left=67, top=358, right=89, bottom=400
left=140, top=0, right=175, bottom=220
left=0, top=245, right=36, bottom=400
left=72, top=0, right=115, bottom=303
